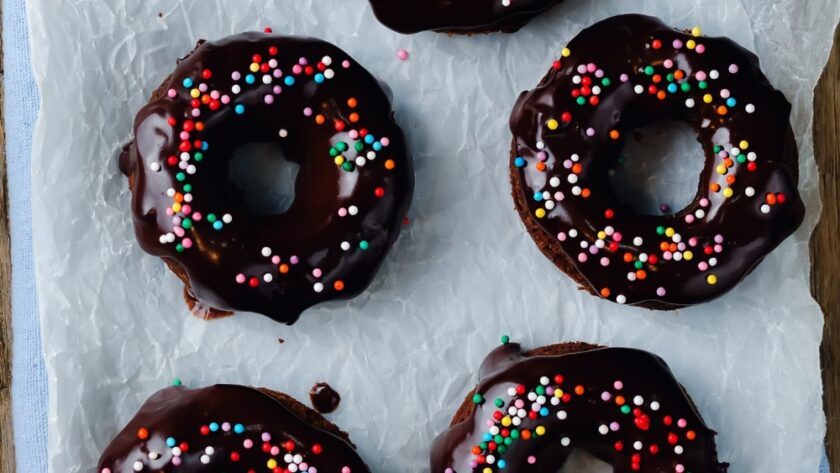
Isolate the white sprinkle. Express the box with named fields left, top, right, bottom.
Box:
left=367, top=151, right=377, bottom=160
left=133, top=461, right=144, bottom=471
left=348, top=205, right=359, bottom=215
left=745, top=186, right=756, bottom=197
left=262, top=75, right=272, bottom=84
left=200, top=455, right=210, bottom=464
left=355, top=156, right=366, bottom=166
left=572, top=75, right=582, bottom=84
left=650, top=401, right=660, bottom=411
left=279, top=129, right=288, bottom=138
left=171, top=447, right=182, bottom=456
left=568, top=229, right=578, bottom=238
left=710, top=69, right=720, bottom=79
left=634, top=441, right=643, bottom=450
left=571, top=186, right=582, bottom=196
left=205, top=447, right=214, bottom=455
left=570, top=153, right=579, bottom=162
left=149, top=452, right=159, bottom=460
left=261, top=247, right=272, bottom=257
left=633, top=237, right=643, bottom=246
left=599, top=424, right=609, bottom=435
left=545, top=200, right=555, bottom=210
left=633, top=395, right=644, bottom=405
left=313, top=282, right=324, bottom=293
left=616, top=295, right=627, bottom=304
left=634, top=84, right=644, bottom=94
left=269, top=59, right=279, bottom=68
left=549, top=177, right=561, bottom=187
left=166, top=188, right=176, bottom=197
left=149, top=162, right=161, bottom=172
left=709, top=257, right=718, bottom=267
left=222, top=214, right=233, bottom=223
left=746, top=103, right=756, bottom=113
left=557, top=410, right=567, bottom=420
left=675, top=445, right=685, bottom=454
left=263, top=273, right=273, bottom=283
left=183, top=193, right=193, bottom=202
left=507, top=387, right=517, bottom=396
left=324, top=69, right=335, bottom=79
left=180, top=152, right=190, bottom=161
left=747, top=151, right=757, bottom=161
left=186, top=164, right=197, bottom=175
left=341, top=241, right=351, bottom=251
left=293, top=454, right=303, bottom=464
left=540, top=376, right=550, bottom=385
left=159, top=235, right=167, bottom=244
left=760, top=204, right=771, bottom=214
left=536, top=141, right=545, bottom=150
left=567, top=174, right=578, bottom=184
left=592, top=85, right=601, bottom=95
left=321, top=56, right=333, bottom=66
left=685, top=98, right=695, bottom=108
left=561, top=437, right=571, bottom=447
left=694, top=209, right=705, bottom=219
left=232, top=84, right=241, bottom=94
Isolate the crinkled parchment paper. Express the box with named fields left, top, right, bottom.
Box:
left=26, top=0, right=839, bottom=471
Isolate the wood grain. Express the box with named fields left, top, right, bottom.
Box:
left=0, top=12, right=838, bottom=473
left=813, top=23, right=840, bottom=473
left=0, top=0, right=18, bottom=469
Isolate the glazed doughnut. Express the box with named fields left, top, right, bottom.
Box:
left=368, top=0, right=562, bottom=34
left=431, top=340, right=728, bottom=472
left=509, top=14, right=804, bottom=308
left=120, top=32, right=413, bottom=323
left=97, top=384, right=370, bottom=472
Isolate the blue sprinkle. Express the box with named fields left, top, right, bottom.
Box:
left=667, top=83, right=678, bottom=93
left=245, top=74, right=256, bottom=84
left=182, top=78, right=193, bottom=88
left=166, top=437, right=177, bottom=447
left=533, top=192, right=543, bottom=202
left=483, top=433, right=493, bottom=442
left=284, top=76, right=295, bottom=86
left=514, top=157, right=526, bottom=168
left=213, top=221, right=223, bottom=230
left=373, top=142, right=382, bottom=151
left=540, top=407, right=549, bottom=417
left=314, top=73, right=325, bottom=83
left=726, top=97, right=736, bottom=107
left=364, top=135, right=375, bottom=144
left=235, top=104, right=245, bottom=115
left=201, top=141, right=209, bottom=151
left=234, top=423, right=245, bottom=434
left=209, top=422, right=219, bottom=432
left=498, top=460, right=507, bottom=469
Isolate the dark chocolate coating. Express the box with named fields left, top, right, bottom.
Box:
left=368, top=0, right=562, bottom=34
left=97, top=385, right=370, bottom=472
left=431, top=343, right=728, bottom=472
left=120, top=32, right=413, bottom=324
left=509, top=15, right=804, bottom=308
left=309, top=382, right=341, bottom=414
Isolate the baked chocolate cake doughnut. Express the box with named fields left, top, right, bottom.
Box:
left=368, top=0, right=562, bottom=34
left=97, top=384, right=370, bottom=472
left=431, top=340, right=728, bottom=472
left=120, top=32, right=413, bottom=323
left=509, top=14, right=804, bottom=308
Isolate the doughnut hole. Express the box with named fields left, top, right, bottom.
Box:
left=228, top=141, right=300, bottom=216
left=608, top=121, right=704, bottom=216
left=557, top=448, right=614, bottom=472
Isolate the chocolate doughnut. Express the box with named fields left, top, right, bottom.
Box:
left=509, top=14, right=804, bottom=308
left=431, top=340, right=728, bottom=472
left=120, top=32, right=413, bottom=323
left=368, top=0, right=562, bottom=34
left=97, top=384, right=370, bottom=472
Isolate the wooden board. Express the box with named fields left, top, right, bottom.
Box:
left=0, top=15, right=838, bottom=473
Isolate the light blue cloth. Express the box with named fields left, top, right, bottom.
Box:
left=0, top=1, right=831, bottom=472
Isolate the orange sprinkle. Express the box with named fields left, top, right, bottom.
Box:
left=656, top=90, right=667, bottom=100
left=766, top=193, right=777, bottom=205
left=623, top=252, right=634, bottom=263
left=686, top=430, right=697, bottom=440
left=572, top=163, right=583, bottom=174
left=174, top=193, right=184, bottom=203
left=636, top=270, right=647, bottom=280
left=201, top=95, right=211, bottom=104
left=674, top=70, right=685, bottom=80
left=581, top=188, right=591, bottom=198
left=710, top=183, right=721, bottom=192
left=669, top=243, right=677, bottom=252
left=333, top=280, right=345, bottom=291
left=574, top=385, right=584, bottom=395
left=471, top=446, right=482, bottom=455
left=726, top=175, right=736, bottom=184
left=279, top=264, right=289, bottom=274
left=652, top=74, right=662, bottom=83
left=195, top=122, right=205, bottom=131
left=137, top=428, right=149, bottom=440
left=522, top=429, right=532, bottom=440
left=347, top=97, right=358, bottom=108
left=536, top=162, right=547, bottom=172
left=660, top=242, right=670, bottom=251
left=600, top=287, right=611, bottom=297
left=615, top=395, right=626, bottom=405
left=349, top=112, right=360, bottom=123
left=384, top=159, right=395, bottom=170
left=315, top=114, right=326, bottom=125
left=717, top=105, right=728, bottom=115
left=609, top=130, right=620, bottom=140
left=724, top=158, right=734, bottom=168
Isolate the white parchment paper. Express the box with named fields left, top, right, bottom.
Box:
left=26, top=0, right=838, bottom=471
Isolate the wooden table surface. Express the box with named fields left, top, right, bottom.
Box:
left=0, top=16, right=838, bottom=473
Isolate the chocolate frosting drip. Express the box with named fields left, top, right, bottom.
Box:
left=509, top=15, right=804, bottom=307
left=309, top=382, right=341, bottom=414
left=97, top=385, right=370, bottom=472
left=121, top=33, right=413, bottom=323
left=430, top=344, right=728, bottom=472
left=368, top=0, right=561, bottom=34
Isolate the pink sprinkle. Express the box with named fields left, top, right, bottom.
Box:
left=273, top=69, right=283, bottom=78
left=527, top=456, right=536, bottom=465
left=192, top=212, right=202, bottom=221
left=243, top=439, right=253, bottom=448
left=695, top=70, right=707, bottom=81
left=167, top=89, right=177, bottom=98
left=620, top=73, right=629, bottom=82
left=577, top=253, right=587, bottom=263
left=300, top=464, right=309, bottom=471
left=262, top=432, right=271, bottom=442
left=695, top=44, right=705, bottom=54
left=198, top=83, right=208, bottom=92
left=222, top=422, right=231, bottom=431
left=656, top=287, right=667, bottom=297
left=221, top=95, right=231, bottom=104
left=299, top=57, right=308, bottom=65
left=699, top=198, right=709, bottom=207
left=270, top=446, right=280, bottom=455
left=349, top=130, right=359, bottom=139
left=174, top=227, right=185, bottom=237
left=600, top=257, right=610, bottom=267
left=601, top=391, right=612, bottom=401
left=338, top=208, right=348, bottom=217
left=179, top=131, right=190, bottom=140
left=555, top=192, right=564, bottom=201
left=273, top=86, right=282, bottom=94
left=586, top=127, right=595, bottom=136
left=663, top=59, right=674, bottom=69
left=172, top=457, right=182, bottom=466
left=181, top=238, right=193, bottom=249
left=698, top=262, right=709, bottom=271
left=595, top=69, right=604, bottom=78
left=272, top=256, right=281, bottom=264
left=312, top=268, right=322, bottom=278
left=342, top=468, right=352, bottom=473
left=589, top=245, right=598, bottom=255
left=342, top=60, right=351, bottom=68
left=101, top=469, right=112, bottom=473
left=546, top=387, right=555, bottom=395
left=613, top=380, right=623, bottom=390
left=265, top=95, right=275, bottom=105
left=236, top=274, right=246, bottom=284
left=292, top=64, right=303, bottom=74
left=612, top=232, right=622, bottom=243
left=563, top=159, right=573, bottom=169
left=729, top=64, right=739, bottom=74
left=688, top=237, right=698, bottom=246
left=191, top=109, right=201, bottom=117
left=537, top=151, right=548, bottom=161
left=303, top=107, right=313, bottom=116
left=181, top=205, right=192, bottom=215
left=684, top=215, right=695, bottom=224
left=586, top=63, right=596, bottom=73
left=714, top=244, right=723, bottom=253
left=210, top=90, right=220, bottom=99
left=558, top=232, right=567, bottom=241
left=663, top=251, right=673, bottom=260
left=290, top=256, right=299, bottom=264
left=231, top=71, right=241, bottom=80
left=166, top=208, right=174, bottom=216
left=678, top=418, right=687, bottom=428
left=380, top=137, right=390, bottom=146
left=714, top=234, right=724, bottom=243
left=677, top=242, right=686, bottom=251
left=310, top=468, right=318, bottom=473
left=610, top=421, right=620, bottom=431
left=676, top=465, right=685, bottom=473
left=673, top=39, right=683, bottom=49
left=514, top=399, right=525, bottom=408
left=396, top=48, right=409, bottom=61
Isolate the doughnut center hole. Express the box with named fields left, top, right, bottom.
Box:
left=228, top=141, right=300, bottom=216
left=557, top=449, right=614, bottom=472
left=609, top=121, right=704, bottom=216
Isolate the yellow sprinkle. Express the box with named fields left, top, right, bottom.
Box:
left=597, top=231, right=607, bottom=240
left=484, top=468, right=493, bottom=473
left=535, top=208, right=547, bottom=218
left=535, top=426, right=546, bottom=436
left=683, top=251, right=694, bottom=261
left=739, top=140, right=749, bottom=150
left=249, top=62, right=260, bottom=72
left=707, top=274, right=718, bottom=285
left=501, top=416, right=512, bottom=427
left=190, top=89, right=200, bottom=98
left=703, top=94, right=713, bottom=103
left=723, top=187, right=734, bottom=198
left=555, top=389, right=564, bottom=398
left=687, top=39, right=696, bottom=50
left=691, top=26, right=703, bottom=37
left=716, top=164, right=727, bottom=175
left=547, top=119, right=559, bottom=130
left=665, top=227, right=675, bottom=237
left=561, top=47, right=571, bottom=57
left=334, top=156, right=345, bottom=165
left=267, top=459, right=278, bottom=469
left=172, top=203, right=182, bottom=212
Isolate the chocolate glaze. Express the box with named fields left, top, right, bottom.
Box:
left=509, top=15, right=804, bottom=308
left=120, top=32, right=413, bottom=324
left=309, top=382, right=341, bottom=413
left=97, top=385, right=370, bottom=472
left=368, top=0, right=562, bottom=34
left=431, top=343, right=728, bottom=472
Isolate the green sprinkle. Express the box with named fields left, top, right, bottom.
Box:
left=681, top=83, right=691, bottom=92
left=494, top=434, right=503, bottom=444
left=359, top=240, right=369, bottom=250
left=472, top=393, right=484, bottom=404
left=341, top=161, right=355, bottom=172
left=175, top=243, right=185, bottom=253
left=644, top=65, right=655, bottom=75
left=354, top=142, right=365, bottom=152
left=713, top=145, right=722, bottom=153
left=510, top=429, right=520, bottom=439
left=666, top=73, right=674, bottom=82
left=181, top=219, right=192, bottom=230
left=194, top=152, right=204, bottom=162
left=698, top=80, right=708, bottom=90
left=656, top=226, right=665, bottom=235
left=183, top=184, right=193, bottom=192
left=501, top=335, right=510, bottom=345
left=336, top=141, right=348, bottom=152
left=175, top=172, right=186, bottom=182
left=207, top=213, right=217, bottom=223
left=601, top=78, right=611, bottom=87
left=736, top=155, right=747, bottom=164
left=634, top=261, right=643, bottom=269
left=172, top=378, right=182, bottom=386
left=329, top=147, right=339, bottom=157
left=479, top=441, right=488, bottom=450
left=576, top=96, right=586, bottom=106
left=494, top=398, right=504, bottom=408
left=536, top=386, right=545, bottom=396
left=620, top=405, right=631, bottom=414
left=503, top=437, right=513, bottom=446
left=498, top=445, right=508, bottom=454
